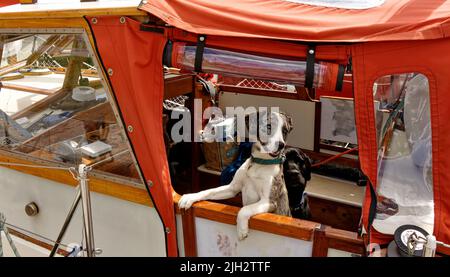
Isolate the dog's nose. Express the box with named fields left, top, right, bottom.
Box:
left=278, top=142, right=285, bottom=151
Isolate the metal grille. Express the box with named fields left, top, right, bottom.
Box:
left=235, top=78, right=296, bottom=92
left=163, top=95, right=189, bottom=110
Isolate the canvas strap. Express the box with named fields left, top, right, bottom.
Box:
left=335, top=64, right=345, bottom=91
left=162, top=40, right=173, bottom=67
left=194, top=35, right=207, bottom=72
left=305, top=44, right=316, bottom=89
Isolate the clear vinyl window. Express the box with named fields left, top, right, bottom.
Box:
left=0, top=32, right=141, bottom=184
left=372, top=73, right=434, bottom=235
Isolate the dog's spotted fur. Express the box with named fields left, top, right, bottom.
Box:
left=269, top=172, right=291, bottom=216
left=179, top=111, right=293, bottom=240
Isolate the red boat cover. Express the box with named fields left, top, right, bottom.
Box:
left=88, top=17, right=177, bottom=256
left=352, top=39, right=450, bottom=251
left=140, top=0, right=450, bottom=42
left=0, top=0, right=18, bottom=8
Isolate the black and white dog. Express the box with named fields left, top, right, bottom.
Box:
left=179, top=110, right=304, bottom=240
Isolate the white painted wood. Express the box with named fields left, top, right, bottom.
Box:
left=219, top=92, right=316, bottom=150
left=1, top=232, right=62, bottom=257
left=195, top=217, right=313, bottom=257
left=0, top=166, right=166, bottom=256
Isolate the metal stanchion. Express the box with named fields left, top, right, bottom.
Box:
left=49, top=164, right=96, bottom=257
left=78, top=164, right=95, bottom=257
left=0, top=213, right=20, bottom=257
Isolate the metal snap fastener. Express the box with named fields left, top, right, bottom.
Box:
left=25, top=202, right=39, bottom=217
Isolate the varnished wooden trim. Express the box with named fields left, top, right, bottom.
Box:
left=312, top=225, right=328, bottom=257
left=0, top=152, right=153, bottom=207
left=0, top=7, right=145, bottom=20
left=181, top=208, right=198, bottom=257
left=312, top=225, right=366, bottom=256
left=164, top=74, right=194, bottom=100
left=173, top=194, right=319, bottom=241
left=0, top=18, right=89, bottom=30
left=51, top=67, right=99, bottom=78
left=0, top=60, right=27, bottom=77
left=0, top=83, right=55, bottom=95
left=325, top=227, right=366, bottom=255
left=7, top=227, right=69, bottom=256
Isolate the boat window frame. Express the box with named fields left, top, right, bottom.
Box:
left=370, top=71, right=434, bottom=236
left=0, top=27, right=145, bottom=189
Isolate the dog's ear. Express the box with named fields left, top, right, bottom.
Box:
left=283, top=148, right=312, bottom=183
left=298, top=151, right=312, bottom=181
left=280, top=112, right=293, bottom=133
left=283, top=147, right=296, bottom=166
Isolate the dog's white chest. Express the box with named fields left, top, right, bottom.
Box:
left=240, top=163, right=280, bottom=206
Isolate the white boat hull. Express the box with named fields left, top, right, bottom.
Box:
left=0, top=166, right=166, bottom=257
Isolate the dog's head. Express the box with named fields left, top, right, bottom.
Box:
left=245, top=110, right=293, bottom=159
left=283, top=147, right=312, bottom=185
left=283, top=147, right=312, bottom=219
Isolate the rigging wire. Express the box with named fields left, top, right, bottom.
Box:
left=0, top=161, right=72, bottom=171
left=4, top=222, right=74, bottom=252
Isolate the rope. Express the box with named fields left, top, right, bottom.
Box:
left=311, top=147, right=359, bottom=168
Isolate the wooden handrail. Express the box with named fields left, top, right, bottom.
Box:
left=313, top=225, right=366, bottom=256
left=173, top=193, right=320, bottom=241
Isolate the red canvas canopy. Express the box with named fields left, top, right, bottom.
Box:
left=87, top=0, right=450, bottom=256
left=140, top=0, right=450, bottom=42
left=0, top=0, right=18, bottom=8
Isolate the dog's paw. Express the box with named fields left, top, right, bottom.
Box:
left=237, top=225, right=249, bottom=241
left=178, top=193, right=200, bottom=210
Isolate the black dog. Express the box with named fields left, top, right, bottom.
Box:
left=283, top=147, right=312, bottom=219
